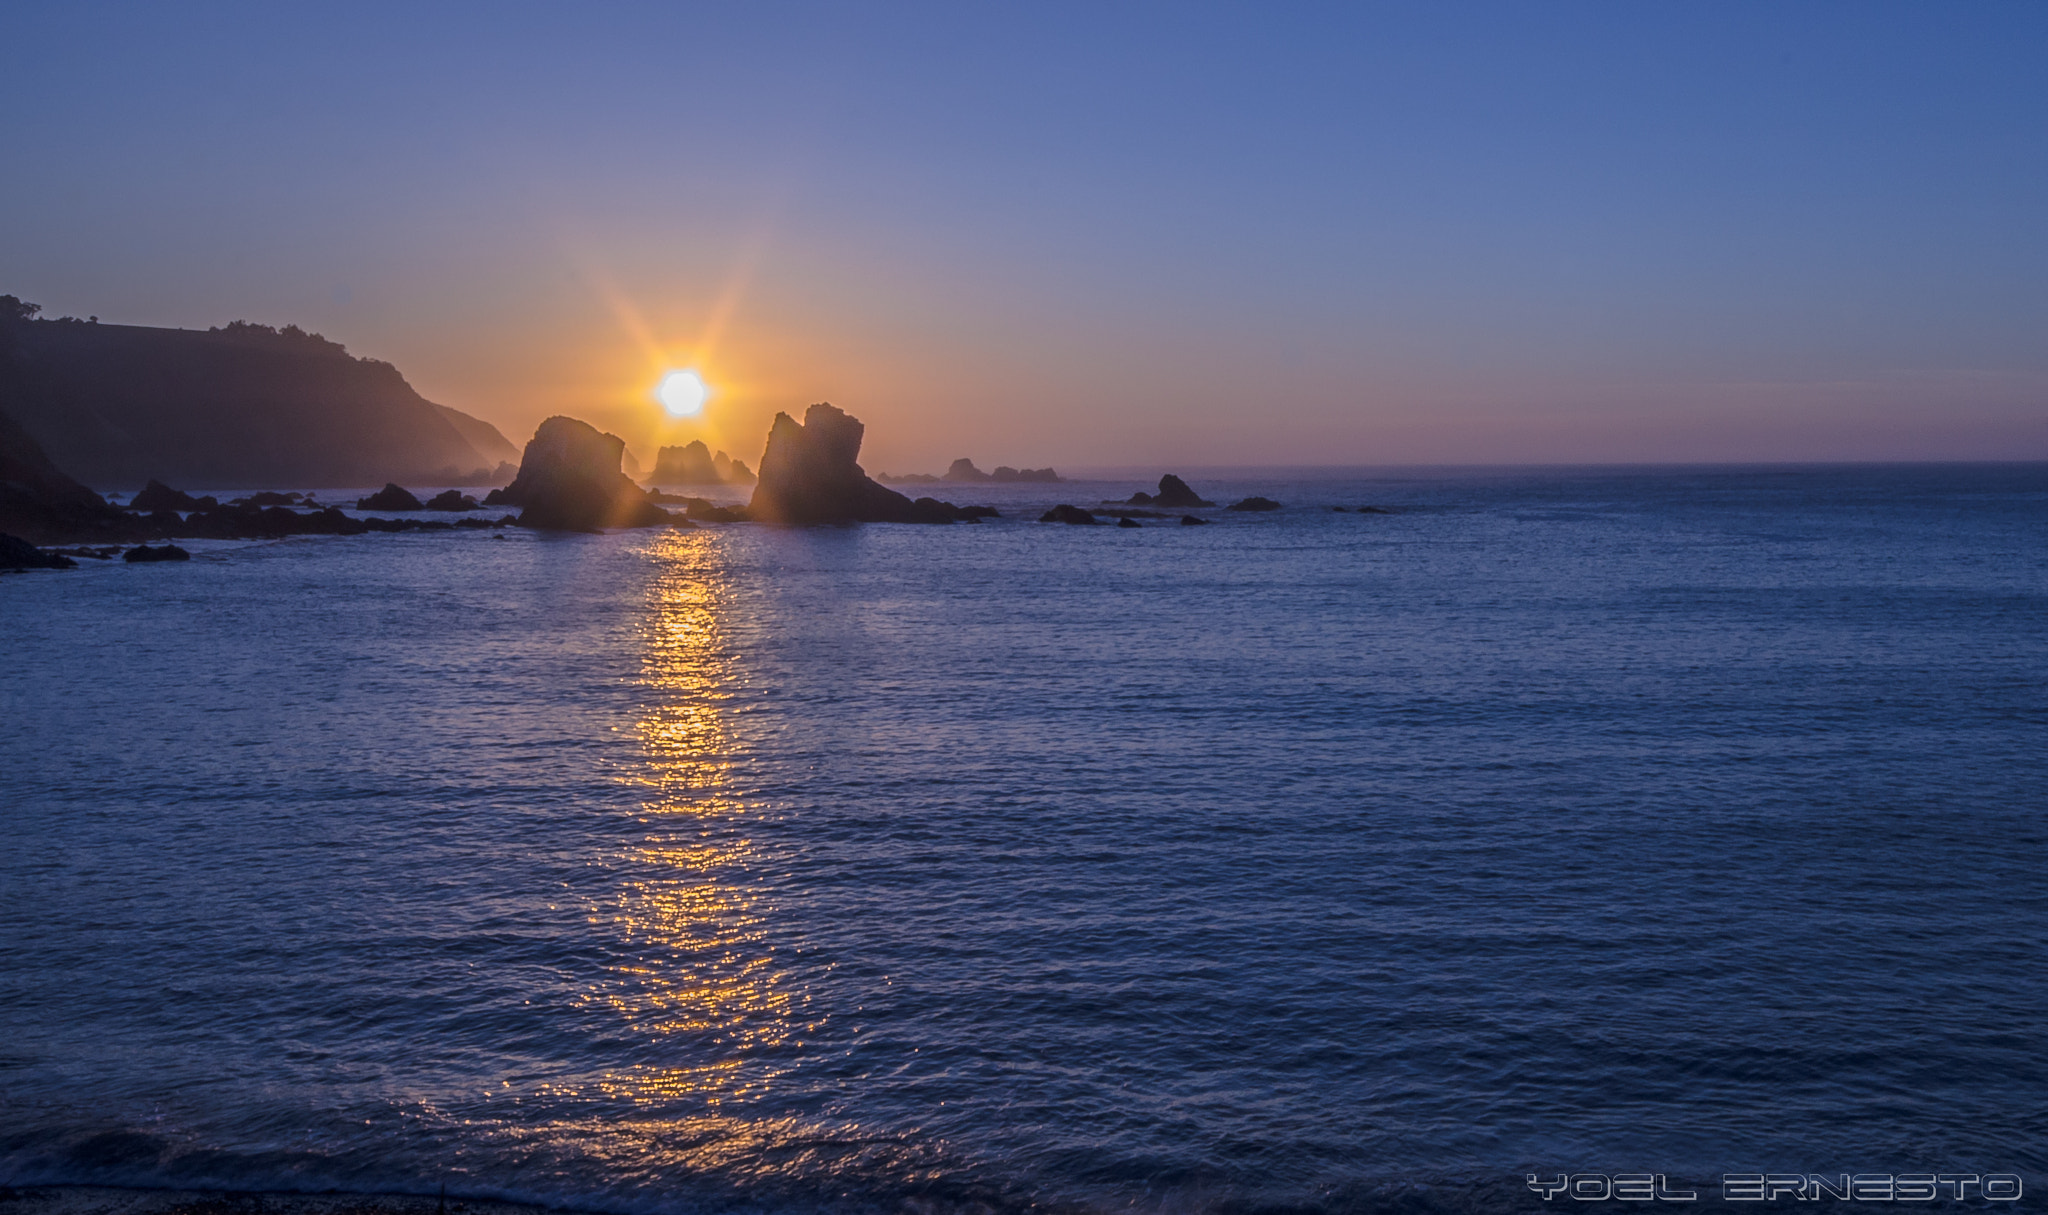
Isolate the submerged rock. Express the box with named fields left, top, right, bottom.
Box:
left=122, top=543, right=190, bottom=563
left=1117, top=516, right=1142, bottom=529
left=748, top=403, right=963, bottom=525
left=356, top=483, right=423, bottom=511
left=1227, top=496, right=1282, bottom=512
left=495, top=417, right=671, bottom=531
left=1179, top=515, right=1209, bottom=526
left=1039, top=504, right=1100, bottom=525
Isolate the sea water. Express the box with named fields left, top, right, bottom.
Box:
left=2, top=466, right=2044, bottom=1214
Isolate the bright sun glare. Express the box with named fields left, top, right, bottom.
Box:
left=657, top=369, right=707, bottom=417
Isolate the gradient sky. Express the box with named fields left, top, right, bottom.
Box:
left=5, top=2, right=2046, bottom=469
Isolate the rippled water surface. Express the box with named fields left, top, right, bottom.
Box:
left=3, top=467, right=2045, bottom=1213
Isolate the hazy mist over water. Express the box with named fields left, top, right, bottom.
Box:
left=3, top=467, right=2045, bottom=1214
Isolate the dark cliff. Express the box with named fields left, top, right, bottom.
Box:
left=0, top=305, right=517, bottom=489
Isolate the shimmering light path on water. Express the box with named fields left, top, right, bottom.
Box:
left=2, top=467, right=2044, bottom=1214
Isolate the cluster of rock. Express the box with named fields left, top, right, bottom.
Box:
left=880, top=459, right=1062, bottom=485
left=1109, top=475, right=1214, bottom=508
left=748, top=403, right=990, bottom=524
left=351, top=484, right=484, bottom=511
left=1037, top=504, right=1211, bottom=527
left=648, top=440, right=755, bottom=486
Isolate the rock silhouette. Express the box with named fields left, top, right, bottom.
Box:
left=129, top=480, right=217, bottom=512
left=492, top=417, right=672, bottom=531
left=943, top=458, right=990, bottom=482
left=650, top=440, right=755, bottom=485
left=1152, top=475, right=1213, bottom=508
left=748, top=403, right=964, bottom=524
left=424, top=490, right=481, bottom=511
left=123, top=543, right=191, bottom=563
left=1117, top=516, right=1142, bottom=529
left=1039, top=504, right=1100, bottom=525
left=1179, top=515, right=1209, bottom=526
left=1227, top=496, right=1283, bottom=512
left=357, top=483, right=424, bottom=511
left=1112, top=474, right=1212, bottom=508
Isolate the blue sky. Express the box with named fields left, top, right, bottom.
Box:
left=5, top=2, right=2045, bottom=465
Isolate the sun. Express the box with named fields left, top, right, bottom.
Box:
left=657, top=369, right=707, bottom=417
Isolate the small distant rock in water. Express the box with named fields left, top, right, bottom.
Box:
left=234, top=491, right=302, bottom=508
left=495, top=417, right=671, bottom=531
left=129, top=479, right=214, bottom=513
left=958, top=505, right=1000, bottom=519
left=1, top=533, right=77, bottom=569
left=1179, top=514, right=1209, bottom=526
left=1152, top=475, right=1214, bottom=508
left=122, top=543, right=190, bottom=563
left=424, top=490, right=481, bottom=511
left=943, top=458, right=991, bottom=483
left=1227, top=496, right=1282, bottom=512
left=357, top=483, right=424, bottom=511
left=1330, top=506, right=1348, bottom=512
left=1356, top=505, right=1396, bottom=514
left=1039, top=504, right=1100, bottom=525
left=1117, top=516, right=1141, bottom=529
left=992, top=465, right=1061, bottom=483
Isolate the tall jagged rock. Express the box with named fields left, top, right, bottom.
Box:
left=748, top=403, right=958, bottom=524
left=491, top=417, right=671, bottom=531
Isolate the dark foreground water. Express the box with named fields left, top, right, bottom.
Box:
left=2, top=466, right=2044, bottom=1214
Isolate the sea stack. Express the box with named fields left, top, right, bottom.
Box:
left=489, top=416, right=671, bottom=531
left=650, top=439, right=756, bottom=485
left=749, top=403, right=956, bottom=524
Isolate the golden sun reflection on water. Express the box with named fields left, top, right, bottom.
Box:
left=585, top=530, right=801, bottom=1108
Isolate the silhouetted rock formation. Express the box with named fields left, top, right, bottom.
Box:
left=1, top=533, right=76, bottom=570
left=1227, top=496, right=1282, bottom=512
left=0, top=406, right=138, bottom=544
left=748, top=403, right=966, bottom=525
left=1039, top=504, right=1100, bottom=525
left=357, top=483, right=424, bottom=511
left=128, top=480, right=217, bottom=512
left=875, top=471, right=941, bottom=484
left=650, top=440, right=755, bottom=485
left=1357, top=505, right=1396, bottom=514
left=1179, top=515, right=1209, bottom=526
left=1117, top=516, right=1141, bottom=529
left=1115, top=474, right=1212, bottom=508
left=943, top=458, right=990, bottom=482
left=494, top=417, right=672, bottom=531
left=992, top=465, right=1062, bottom=483
left=123, top=544, right=191, bottom=563
left=424, top=490, right=481, bottom=511
left=1152, top=475, right=1212, bottom=508
left=0, top=299, right=518, bottom=488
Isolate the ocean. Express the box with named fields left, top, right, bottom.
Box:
left=2, top=465, right=2044, bottom=1214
